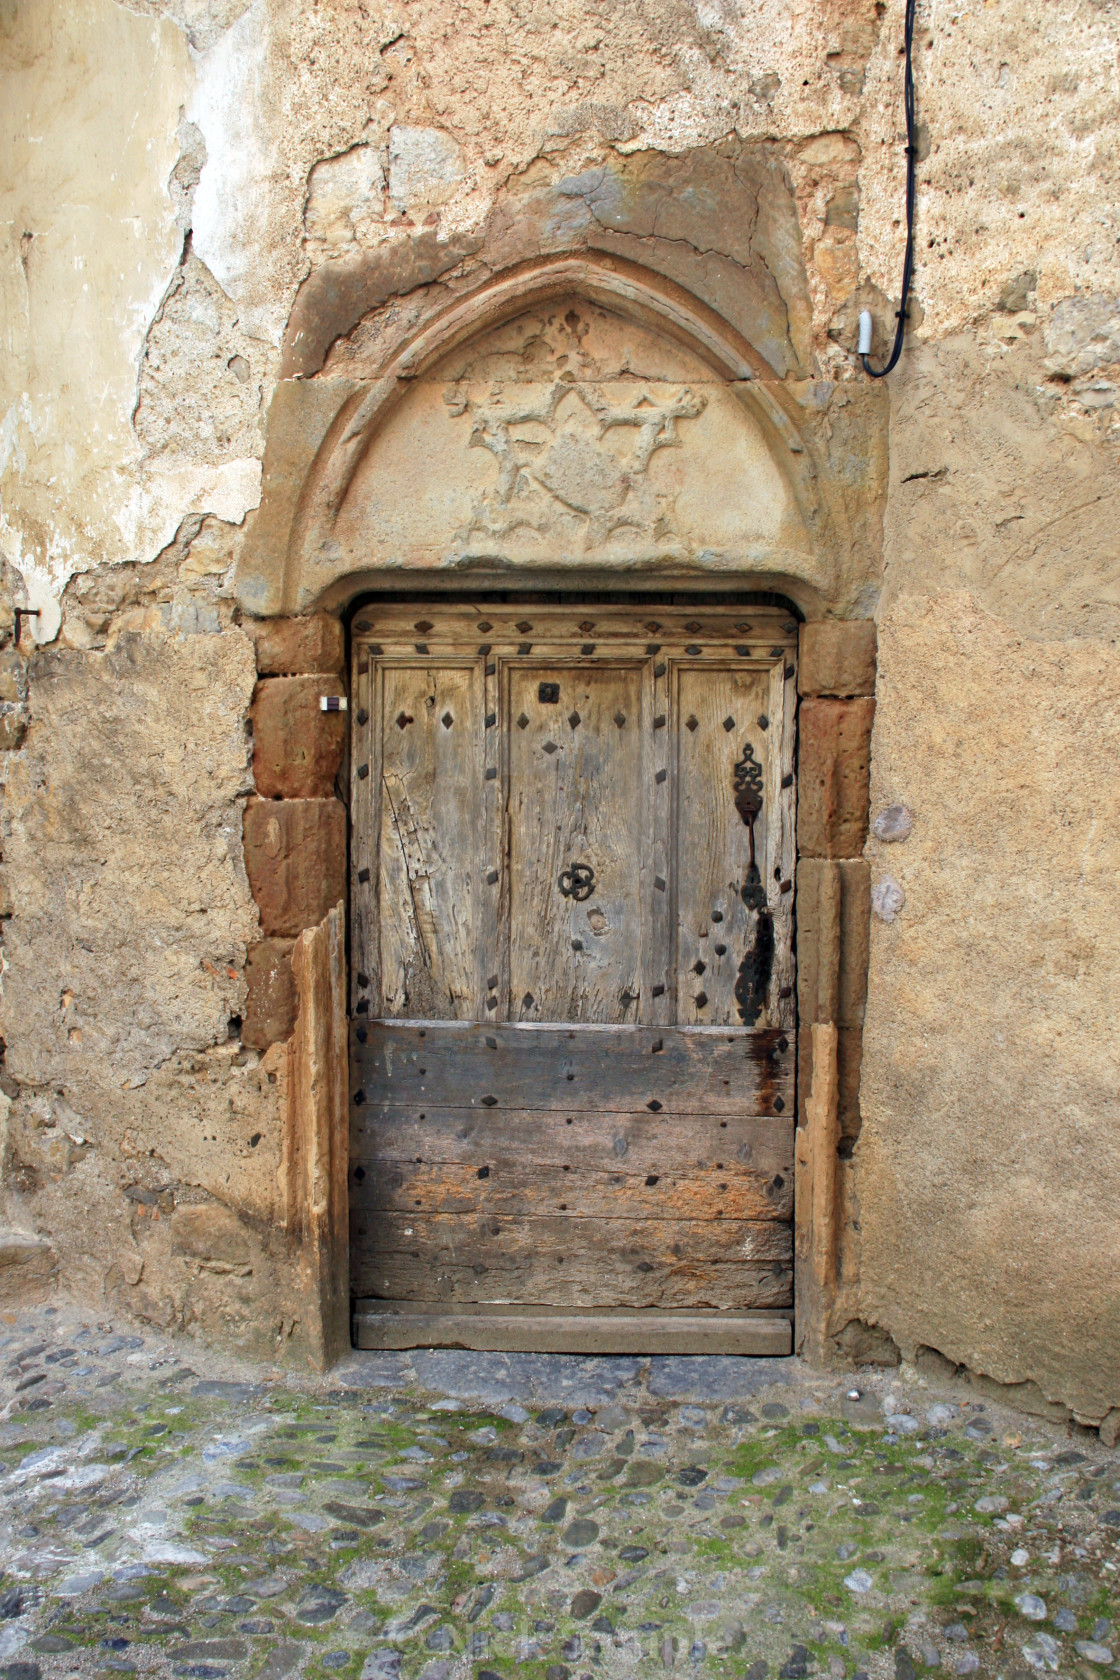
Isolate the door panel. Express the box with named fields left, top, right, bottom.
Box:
left=349, top=604, right=798, bottom=1353
left=507, top=663, right=645, bottom=1024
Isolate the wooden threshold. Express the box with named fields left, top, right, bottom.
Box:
left=352, top=1301, right=792, bottom=1356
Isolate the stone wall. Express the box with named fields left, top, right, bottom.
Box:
left=1, top=0, right=1118, bottom=1415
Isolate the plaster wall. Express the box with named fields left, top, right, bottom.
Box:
left=0, top=0, right=1117, bottom=1403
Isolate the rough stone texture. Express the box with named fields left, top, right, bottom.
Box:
left=799, top=620, right=878, bottom=697
left=250, top=675, right=347, bottom=799
left=3, top=0, right=1120, bottom=1415
left=795, top=859, right=871, bottom=1028
left=858, top=593, right=1120, bottom=1421
left=245, top=612, right=345, bottom=675
left=243, top=798, right=348, bottom=937
left=242, top=937, right=297, bottom=1050
left=796, top=697, right=875, bottom=860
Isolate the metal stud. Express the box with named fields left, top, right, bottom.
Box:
left=481, top=1094, right=498, bottom=1108
left=442, top=711, right=454, bottom=728
left=357, top=763, right=370, bottom=779
left=685, top=644, right=702, bottom=656
left=517, top=713, right=530, bottom=729
left=614, top=712, right=626, bottom=728
left=686, top=716, right=699, bottom=732
left=654, top=876, right=666, bottom=892
left=647, top=1099, right=662, bottom=1112
left=654, top=662, right=667, bottom=678
left=581, top=643, right=596, bottom=655
left=653, top=714, right=666, bottom=729
left=722, top=716, right=735, bottom=732
left=655, top=768, right=667, bottom=784
left=486, top=712, right=497, bottom=728
left=695, top=991, right=709, bottom=1008
left=484, top=767, right=497, bottom=780
left=414, top=619, right=433, bottom=633
left=358, top=867, right=370, bottom=883
left=518, top=642, right=532, bottom=655
left=782, top=772, right=793, bottom=788
left=735, top=644, right=751, bottom=657
left=355, top=619, right=372, bottom=632
left=774, top=1096, right=785, bottom=1113
left=477, top=621, right=493, bottom=633
left=395, top=712, right=413, bottom=729
left=652, top=983, right=665, bottom=997
left=477, top=643, right=491, bottom=656
left=758, top=714, right=769, bottom=730
left=414, top=643, right=429, bottom=654
left=487, top=974, right=499, bottom=990
left=568, top=711, right=581, bottom=729
left=356, top=707, right=369, bottom=725
left=486, top=870, right=499, bottom=884
left=516, top=620, right=533, bottom=634
left=542, top=741, right=558, bottom=754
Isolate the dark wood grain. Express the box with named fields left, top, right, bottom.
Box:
left=350, top=1021, right=793, bottom=1116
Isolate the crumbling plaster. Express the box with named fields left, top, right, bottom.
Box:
left=0, top=0, right=1117, bottom=1411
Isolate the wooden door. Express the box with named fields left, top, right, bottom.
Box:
left=349, top=604, right=797, bottom=1355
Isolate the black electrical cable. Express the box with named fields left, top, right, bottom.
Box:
left=862, top=0, right=918, bottom=378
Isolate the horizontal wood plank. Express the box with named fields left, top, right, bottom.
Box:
left=350, top=1211, right=792, bottom=1309
left=351, top=1021, right=793, bottom=1116
left=352, top=1302, right=792, bottom=1356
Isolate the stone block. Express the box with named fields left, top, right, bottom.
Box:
left=170, top=1203, right=252, bottom=1270
left=799, top=621, right=877, bottom=697
left=796, top=859, right=870, bottom=1028
left=245, top=614, right=345, bottom=676
left=243, top=798, right=347, bottom=937
left=243, top=938, right=297, bottom=1050
left=799, top=1024, right=863, bottom=1140
left=797, top=697, right=874, bottom=858
left=0, top=706, right=28, bottom=751
left=251, top=676, right=347, bottom=799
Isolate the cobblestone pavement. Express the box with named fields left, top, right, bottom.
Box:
left=0, top=1306, right=1116, bottom=1680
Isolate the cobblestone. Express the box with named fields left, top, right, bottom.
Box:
left=0, top=1307, right=1115, bottom=1680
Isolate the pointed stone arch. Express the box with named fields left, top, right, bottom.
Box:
left=238, top=253, right=881, bottom=618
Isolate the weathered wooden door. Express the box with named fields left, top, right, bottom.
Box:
left=349, top=604, right=797, bottom=1354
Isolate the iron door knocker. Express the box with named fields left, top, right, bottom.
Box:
left=558, top=863, right=596, bottom=902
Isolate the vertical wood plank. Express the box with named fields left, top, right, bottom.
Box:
left=770, top=652, right=798, bottom=1030
left=350, top=641, right=375, bottom=1015
left=378, top=661, right=483, bottom=1019
left=506, top=662, right=644, bottom=1024
left=674, top=663, right=774, bottom=1027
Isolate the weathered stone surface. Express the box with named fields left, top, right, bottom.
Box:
left=245, top=615, right=345, bottom=676
left=795, top=859, right=870, bottom=1028
left=1, top=628, right=258, bottom=1086
left=0, top=1231, right=57, bottom=1303
left=251, top=676, right=346, bottom=799
left=796, top=698, right=874, bottom=860
left=799, top=622, right=877, bottom=698
left=170, top=1202, right=253, bottom=1271
left=243, top=938, right=297, bottom=1050
left=243, top=798, right=347, bottom=937
left=858, top=593, right=1120, bottom=1420
left=799, top=1025, right=863, bottom=1142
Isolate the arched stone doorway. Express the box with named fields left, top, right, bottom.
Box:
left=237, top=257, right=881, bottom=1365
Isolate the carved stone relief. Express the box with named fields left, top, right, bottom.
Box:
left=447, top=377, right=707, bottom=562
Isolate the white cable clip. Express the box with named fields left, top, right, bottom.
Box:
left=858, top=311, right=874, bottom=356
left=320, top=696, right=348, bottom=712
